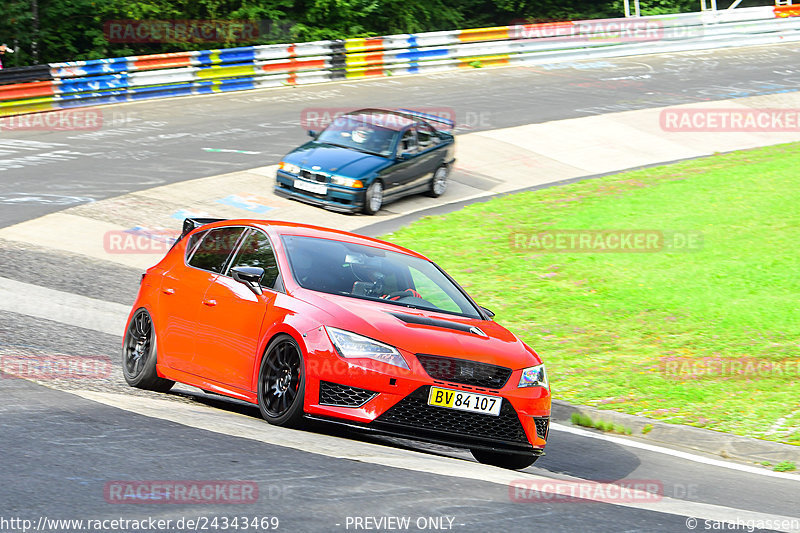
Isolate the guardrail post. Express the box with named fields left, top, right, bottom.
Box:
left=624, top=0, right=642, bottom=17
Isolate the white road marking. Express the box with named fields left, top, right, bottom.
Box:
left=551, top=423, right=800, bottom=481
left=0, top=277, right=129, bottom=336
left=70, top=390, right=800, bottom=532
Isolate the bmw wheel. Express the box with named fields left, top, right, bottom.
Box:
left=470, top=448, right=539, bottom=470
left=258, top=335, right=306, bottom=427
left=363, top=180, right=384, bottom=215
left=122, top=308, right=174, bottom=392
left=427, top=165, right=449, bottom=198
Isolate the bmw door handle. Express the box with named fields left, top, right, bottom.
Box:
left=202, top=299, right=217, bottom=307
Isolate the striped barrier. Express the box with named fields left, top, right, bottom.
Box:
left=2, top=6, right=800, bottom=117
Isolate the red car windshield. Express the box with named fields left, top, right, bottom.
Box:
left=281, top=235, right=482, bottom=319
left=316, top=115, right=400, bottom=157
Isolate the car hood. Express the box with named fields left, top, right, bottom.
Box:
left=298, top=291, right=542, bottom=370
left=284, top=142, right=392, bottom=178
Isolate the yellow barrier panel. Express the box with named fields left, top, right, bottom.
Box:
left=458, top=27, right=510, bottom=42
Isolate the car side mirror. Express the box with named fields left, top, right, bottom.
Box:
left=231, top=266, right=264, bottom=295
left=480, top=306, right=495, bottom=319
left=397, top=151, right=414, bottom=160
left=308, top=130, right=318, bottom=138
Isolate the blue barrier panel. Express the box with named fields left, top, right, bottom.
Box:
left=57, top=74, right=130, bottom=93
left=195, top=46, right=257, bottom=66
left=395, top=48, right=450, bottom=61
left=51, top=57, right=131, bottom=77
left=56, top=93, right=129, bottom=109
left=128, top=82, right=196, bottom=99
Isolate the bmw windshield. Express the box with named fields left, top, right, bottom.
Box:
left=316, top=115, right=400, bottom=157
left=282, top=235, right=482, bottom=319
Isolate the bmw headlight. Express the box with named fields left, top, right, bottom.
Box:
left=279, top=161, right=301, bottom=174
left=518, top=364, right=548, bottom=388
left=330, top=175, right=364, bottom=188
left=325, top=327, right=409, bottom=370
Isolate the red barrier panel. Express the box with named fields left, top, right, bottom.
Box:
left=133, top=52, right=194, bottom=71
left=0, top=80, right=56, bottom=102
left=775, top=5, right=800, bottom=17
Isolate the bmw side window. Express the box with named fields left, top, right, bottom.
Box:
left=227, top=230, right=280, bottom=289
left=188, top=227, right=245, bottom=273
left=417, top=124, right=436, bottom=149
left=399, top=130, right=417, bottom=155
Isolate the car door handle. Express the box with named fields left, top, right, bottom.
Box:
left=202, top=299, right=217, bottom=307
left=162, top=287, right=175, bottom=295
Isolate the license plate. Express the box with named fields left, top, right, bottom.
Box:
left=294, top=179, right=327, bottom=195
left=428, top=387, right=502, bottom=416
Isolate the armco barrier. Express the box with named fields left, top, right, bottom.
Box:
left=1, top=6, right=799, bottom=117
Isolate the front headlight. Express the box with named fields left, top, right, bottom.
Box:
left=330, top=175, right=364, bottom=188
left=518, top=364, right=548, bottom=388
left=325, top=327, right=409, bottom=370
left=279, top=161, right=301, bottom=174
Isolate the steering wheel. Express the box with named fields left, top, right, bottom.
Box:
left=381, top=288, right=423, bottom=301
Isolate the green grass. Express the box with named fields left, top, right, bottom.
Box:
left=570, top=413, right=632, bottom=435
left=773, top=461, right=796, bottom=472
left=383, top=143, right=800, bottom=445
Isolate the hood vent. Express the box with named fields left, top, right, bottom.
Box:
left=389, top=312, right=487, bottom=337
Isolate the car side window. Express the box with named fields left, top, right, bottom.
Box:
left=416, top=123, right=437, bottom=149
left=184, top=230, right=208, bottom=261
left=188, top=227, right=245, bottom=274
left=398, top=129, right=418, bottom=155
left=227, top=230, right=280, bottom=289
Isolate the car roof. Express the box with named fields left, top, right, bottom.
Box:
left=196, top=219, right=429, bottom=260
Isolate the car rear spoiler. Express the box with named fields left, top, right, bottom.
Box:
left=396, top=109, right=455, bottom=130
left=169, top=217, right=227, bottom=249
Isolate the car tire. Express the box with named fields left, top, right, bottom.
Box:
left=470, top=448, right=539, bottom=470
left=257, top=334, right=306, bottom=428
left=363, top=180, right=384, bottom=215
left=122, top=308, right=175, bottom=392
left=427, top=165, right=449, bottom=198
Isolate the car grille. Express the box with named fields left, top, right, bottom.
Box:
left=375, top=386, right=528, bottom=444
left=300, top=170, right=328, bottom=183
left=416, top=354, right=512, bottom=390
left=534, top=417, right=549, bottom=440
left=319, top=381, right=377, bottom=408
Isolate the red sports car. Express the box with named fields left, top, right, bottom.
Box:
left=123, top=218, right=550, bottom=469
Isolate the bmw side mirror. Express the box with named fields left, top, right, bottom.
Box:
left=231, top=266, right=265, bottom=296
left=308, top=130, right=318, bottom=138
left=480, top=306, right=495, bottom=319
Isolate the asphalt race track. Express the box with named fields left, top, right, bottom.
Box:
left=1, top=43, right=800, bottom=533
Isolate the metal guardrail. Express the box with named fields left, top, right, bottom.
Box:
left=1, top=5, right=799, bottom=117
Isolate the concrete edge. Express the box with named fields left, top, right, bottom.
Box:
left=550, top=399, right=800, bottom=469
